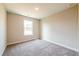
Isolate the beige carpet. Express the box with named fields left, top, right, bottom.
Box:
left=3, top=40, right=79, bottom=56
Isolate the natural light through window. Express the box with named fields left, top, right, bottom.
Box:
left=24, top=20, right=33, bottom=35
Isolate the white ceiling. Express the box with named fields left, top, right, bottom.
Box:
left=4, top=3, right=77, bottom=19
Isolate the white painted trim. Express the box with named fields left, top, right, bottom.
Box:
left=45, top=39, right=79, bottom=53
left=7, top=39, right=34, bottom=45
left=7, top=38, right=40, bottom=45
left=0, top=44, right=7, bottom=56
left=7, top=40, right=26, bottom=45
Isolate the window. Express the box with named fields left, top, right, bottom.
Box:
left=24, top=20, right=33, bottom=35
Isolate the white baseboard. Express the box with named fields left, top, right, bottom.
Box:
left=7, top=38, right=39, bottom=45
left=7, top=39, right=34, bottom=45
left=45, top=39, right=79, bottom=53
left=0, top=44, right=7, bottom=56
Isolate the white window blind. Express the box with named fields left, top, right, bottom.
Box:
left=24, top=20, right=33, bottom=35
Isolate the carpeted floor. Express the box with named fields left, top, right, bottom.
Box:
left=3, top=40, right=79, bottom=56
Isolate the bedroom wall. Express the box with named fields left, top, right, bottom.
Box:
left=78, top=4, right=79, bottom=52
left=7, top=13, right=40, bottom=45
left=41, top=5, right=78, bottom=52
left=0, top=4, right=7, bottom=55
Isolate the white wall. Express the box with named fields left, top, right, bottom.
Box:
left=41, top=5, right=78, bottom=52
left=7, top=13, right=40, bottom=45
left=0, top=4, right=7, bottom=55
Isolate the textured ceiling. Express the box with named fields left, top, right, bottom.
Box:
left=4, top=3, right=77, bottom=19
